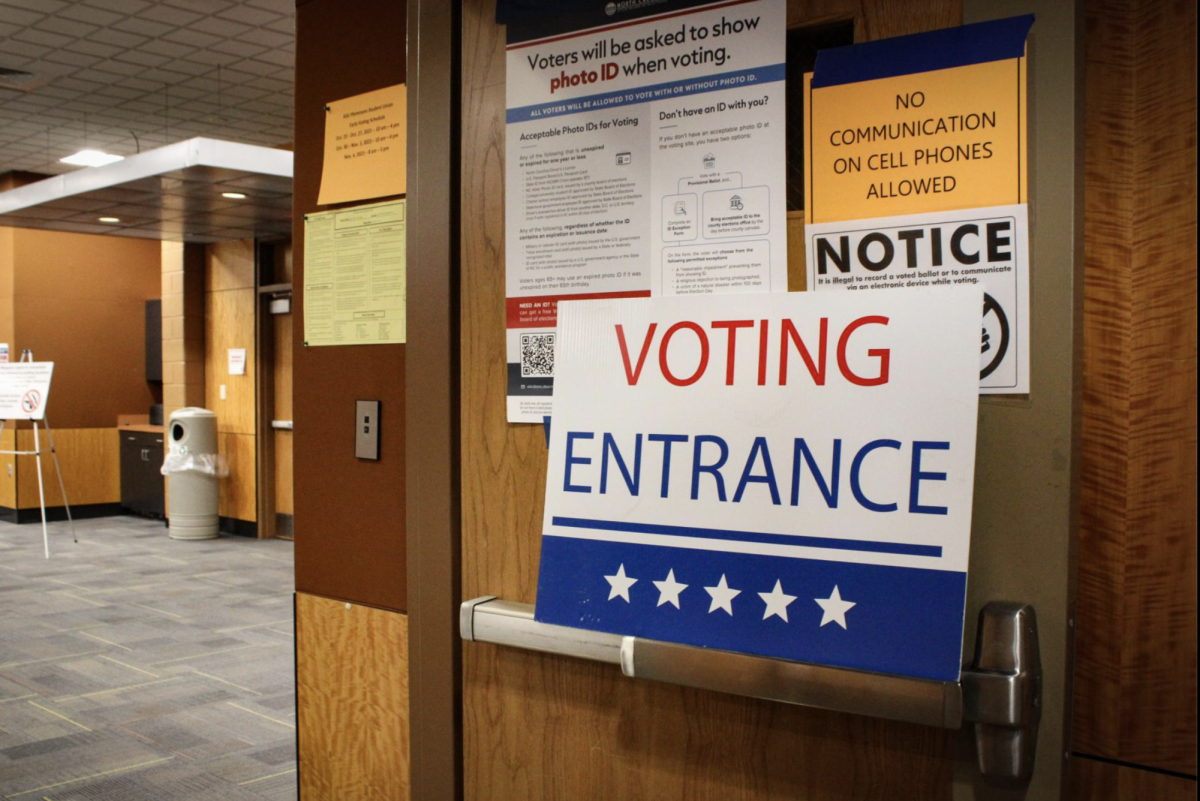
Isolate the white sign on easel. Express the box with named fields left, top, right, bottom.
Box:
left=0, top=361, right=54, bottom=420
left=0, top=356, right=77, bottom=558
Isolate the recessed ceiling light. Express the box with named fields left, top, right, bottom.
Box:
left=98, top=216, right=121, bottom=223
left=60, top=149, right=124, bottom=167
left=221, top=192, right=247, bottom=199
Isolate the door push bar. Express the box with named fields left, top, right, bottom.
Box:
left=461, top=597, right=1041, bottom=783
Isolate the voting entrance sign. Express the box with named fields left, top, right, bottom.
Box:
left=535, top=288, right=980, bottom=681
left=0, top=362, right=54, bottom=421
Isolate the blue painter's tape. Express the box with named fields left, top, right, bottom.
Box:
left=811, top=14, right=1034, bottom=88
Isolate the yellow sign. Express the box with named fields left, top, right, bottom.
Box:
left=804, top=56, right=1026, bottom=224
left=318, top=84, right=407, bottom=206
left=303, top=200, right=407, bottom=347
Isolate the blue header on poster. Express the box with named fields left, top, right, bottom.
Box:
left=507, top=63, right=785, bottom=123
left=811, top=14, right=1034, bottom=89
left=501, top=0, right=720, bottom=45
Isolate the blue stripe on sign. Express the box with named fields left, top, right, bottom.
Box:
left=551, top=516, right=943, bottom=557
left=506, top=63, right=785, bottom=124
left=811, top=14, right=1034, bottom=88
left=535, top=536, right=968, bottom=681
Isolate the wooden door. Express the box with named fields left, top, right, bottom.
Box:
left=459, top=1, right=1081, bottom=799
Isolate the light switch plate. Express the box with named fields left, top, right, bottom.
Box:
left=355, top=400, right=380, bottom=460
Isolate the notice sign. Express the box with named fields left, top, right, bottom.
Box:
left=505, top=0, right=787, bottom=423
left=0, top=362, right=54, bottom=421
left=318, top=84, right=407, bottom=206
left=804, top=16, right=1033, bottom=394
left=304, top=200, right=407, bottom=347
left=536, top=288, right=981, bottom=681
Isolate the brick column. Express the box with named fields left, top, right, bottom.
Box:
left=160, top=241, right=206, bottom=420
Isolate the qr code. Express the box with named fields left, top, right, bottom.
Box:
left=520, top=333, right=555, bottom=378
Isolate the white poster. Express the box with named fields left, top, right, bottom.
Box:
left=227, top=348, right=247, bottom=376
left=505, top=0, right=787, bottom=423
left=806, top=205, right=1030, bottom=393
left=535, top=288, right=981, bottom=681
left=0, top=362, right=54, bottom=421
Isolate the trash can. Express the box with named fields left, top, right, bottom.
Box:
left=160, top=408, right=226, bottom=540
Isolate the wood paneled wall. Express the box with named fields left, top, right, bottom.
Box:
left=292, top=0, right=408, bottom=611
left=15, top=428, right=120, bottom=508
left=0, top=222, right=157, bottom=517
left=273, top=243, right=294, bottom=518
left=205, top=240, right=258, bottom=525
left=0, top=428, right=15, bottom=509
left=1072, top=759, right=1196, bottom=801
left=296, top=592, right=410, bottom=800
left=460, top=2, right=969, bottom=799
left=8, top=229, right=159, bottom=428
left=1076, top=0, right=1197, bottom=780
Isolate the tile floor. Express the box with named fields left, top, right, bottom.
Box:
left=0, top=516, right=296, bottom=800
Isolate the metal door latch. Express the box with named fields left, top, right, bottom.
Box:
left=461, top=597, right=1042, bottom=782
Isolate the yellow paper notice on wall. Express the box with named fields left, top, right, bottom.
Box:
left=318, top=84, right=407, bottom=206
left=804, top=56, right=1027, bottom=225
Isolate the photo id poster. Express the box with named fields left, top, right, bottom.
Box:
left=804, top=16, right=1034, bottom=394
left=505, top=0, right=787, bottom=423
left=535, top=288, right=982, bottom=681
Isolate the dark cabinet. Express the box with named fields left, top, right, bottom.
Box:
left=120, top=431, right=165, bottom=518
left=145, top=299, right=162, bottom=382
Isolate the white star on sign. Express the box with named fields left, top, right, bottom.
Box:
left=652, top=569, right=688, bottom=609
left=758, top=579, right=797, bottom=622
left=604, top=564, right=637, bottom=603
left=704, top=574, right=741, bottom=616
left=814, top=585, right=856, bottom=629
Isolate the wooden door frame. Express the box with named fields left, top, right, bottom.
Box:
left=405, top=1, right=463, bottom=799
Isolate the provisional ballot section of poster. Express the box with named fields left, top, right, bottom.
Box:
left=803, top=16, right=1034, bottom=394
left=535, top=289, right=981, bottom=681
left=303, top=199, right=407, bottom=347
left=505, top=0, right=786, bottom=423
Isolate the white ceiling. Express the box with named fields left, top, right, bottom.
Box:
left=0, top=0, right=294, bottom=176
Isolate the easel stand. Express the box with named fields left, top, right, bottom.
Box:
left=0, top=350, right=76, bottom=558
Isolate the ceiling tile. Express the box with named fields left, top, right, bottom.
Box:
left=0, top=5, right=44, bottom=26
left=55, top=4, right=122, bottom=26
left=41, top=50, right=103, bottom=68
left=90, top=59, right=147, bottom=75
left=138, top=38, right=196, bottom=58
left=160, top=27, right=222, bottom=48
left=235, top=27, right=290, bottom=49
left=157, top=59, right=213, bottom=76
left=161, top=0, right=236, bottom=13
left=13, top=27, right=73, bottom=48
left=0, top=0, right=296, bottom=176
left=32, top=14, right=98, bottom=37
left=2, top=0, right=67, bottom=10
left=220, top=5, right=281, bottom=25
left=112, top=16, right=175, bottom=37
left=2, top=39, right=52, bottom=59
left=113, top=49, right=173, bottom=68
left=137, top=4, right=202, bottom=26
left=188, top=16, right=252, bottom=38
left=88, top=27, right=150, bottom=48
left=69, top=39, right=123, bottom=58
left=87, top=0, right=155, bottom=14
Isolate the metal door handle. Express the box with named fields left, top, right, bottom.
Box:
left=461, top=597, right=1041, bottom=783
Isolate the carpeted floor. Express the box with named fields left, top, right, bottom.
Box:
left=0, top=516, right=296, bottom=800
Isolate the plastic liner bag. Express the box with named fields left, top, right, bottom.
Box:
left=160, top=452, right=230, bottom=478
